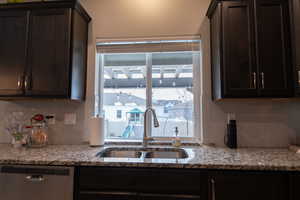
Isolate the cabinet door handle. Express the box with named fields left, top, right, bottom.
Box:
left=261, top=72, right=265, bottom=89
left=252, top=72, right=256, bottom=89
left=298, top=70, right=300, bottom=86
left=211, top=178, right=216, bottom=200
left=24, top=76, right=28, bottom=90
left=17, top=76, right=22, bottom=89
left=24, top=75, right=31, bottom=90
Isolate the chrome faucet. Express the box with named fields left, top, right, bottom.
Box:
left=143, top=107, right=159, bottom=147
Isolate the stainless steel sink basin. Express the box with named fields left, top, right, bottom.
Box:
left=97, top=148, right=142, bottom=158
left=97, top=147, right=188, bottom=159
left=145, top=148, right=188, bottom=159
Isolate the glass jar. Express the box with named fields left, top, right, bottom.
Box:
left=28, top=124, right=48, bottom=148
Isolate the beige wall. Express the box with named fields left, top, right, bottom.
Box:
left=80, top=0, right=209, bottom=40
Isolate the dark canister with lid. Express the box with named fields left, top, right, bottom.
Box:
left=225, top=120, right=237, bottom=149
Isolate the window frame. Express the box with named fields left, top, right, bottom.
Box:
left=116, top=110, right=122, bottom=119
left=96, top=41, right=200, bottom=142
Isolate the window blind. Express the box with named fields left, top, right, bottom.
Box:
left=97, top=40, right=200, bottom=53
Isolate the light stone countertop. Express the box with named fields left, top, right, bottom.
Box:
left=0, top=144, right=300, bottom=171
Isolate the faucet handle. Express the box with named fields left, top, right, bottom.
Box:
left=152, top=109, right=160, bottom=128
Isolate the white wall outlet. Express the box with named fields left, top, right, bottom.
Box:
left=46, top=114, right=56, bottom=125
left=64, top=113, right=77, bottom=125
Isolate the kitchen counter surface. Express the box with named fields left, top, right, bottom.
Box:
left=0, top=144, right=300, bottom=171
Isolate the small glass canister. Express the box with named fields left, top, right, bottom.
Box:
left=28, top=114, right=48, bottom=148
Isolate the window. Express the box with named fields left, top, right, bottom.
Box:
left=96, top=40, right=200, bottom=140
left=116, top=110, right=122, bottom=119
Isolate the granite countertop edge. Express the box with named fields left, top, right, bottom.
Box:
left=0, top=144, right=299, bottom=172
left=0, top=160, right=299, bottom=172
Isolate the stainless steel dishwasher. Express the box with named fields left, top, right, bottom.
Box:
left=0, top=165, right=74, bottom=200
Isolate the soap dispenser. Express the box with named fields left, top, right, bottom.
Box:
left=172, top=127, right=181, bottom=147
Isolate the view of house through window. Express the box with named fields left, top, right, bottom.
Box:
left=97, top=40, right=200, bottom=140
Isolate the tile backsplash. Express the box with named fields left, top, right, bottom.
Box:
left=0, top=100, right=87, bottom=145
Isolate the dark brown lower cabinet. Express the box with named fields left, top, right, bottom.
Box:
left=208, top=171, right=289, bottom=200
left=77, top=167, right=205, bottom=200
left=290, top=174, right=300, bottom=200
left=77, top=167, right=291, bottom=200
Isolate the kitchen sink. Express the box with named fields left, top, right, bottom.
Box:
left=97, top=148, right=142, bottom=158
left=145, top=148, right=188, bottom=159
left=97, top=147, right=189, bottom=159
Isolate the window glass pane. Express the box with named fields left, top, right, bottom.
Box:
left=103, top=53, right=146, bottom=140
left=151, top=52, right=194, bottom=137
left=100, top=46, right=199, bottom=140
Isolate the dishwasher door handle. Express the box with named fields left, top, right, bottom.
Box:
left=25, top=175, right=45, bottom=182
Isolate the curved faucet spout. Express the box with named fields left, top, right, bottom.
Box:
left=143, top=107, right=160, bottom=147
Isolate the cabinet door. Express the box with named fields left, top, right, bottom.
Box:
left=208, top=172, right=288, bottom=200
left=0, top=11, right=28, bottom=96
left=255, top=0, right=293, bottom=97
left=222, top=1, right=258, bottom=98
left=27, top=8, right=71, bottom=97
left=290, top=0, right=300, bottom=94
left=290, top=174, right=300, bottom=200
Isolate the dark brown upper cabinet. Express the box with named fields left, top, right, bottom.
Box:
left=290, top=0, right=300, bottom=95
left=207, top=0, right=293, bottom=100
left=27, top=8, right=71, bottom=97
left=0, top=11, right=28, bottom=97
left=0, top=1, right=91, bottom=100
